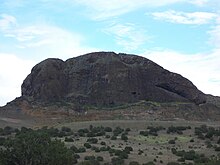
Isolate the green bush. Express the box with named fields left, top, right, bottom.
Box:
left=129, top=161, right=140, bottom=165
left=84, top=143, right=92, bottom=149
left=84, top=156, right=95, bottom=161
left=87, top=138, right=98, bottom=144
left=168, top=139, right=176, bottom=144
left=0, top=137, right=5, bottom=146
left=77, top=147, right=86, bottom=153
left=167, top=162, right=180, bottom=165
left=104, top=127, right=112, bottom=132
left=97, top=156, right=104, bottom=161
left=215, top=146, right=220, bottom=151
left=61, top=126, right=72, bottom=132
left=70, top=145, right=78, bottom=153
left=111, top=157, right=124, bottom=165
left=121, top=133, right=128, bottom=141
left=125, top=146, right=133, bottom=152
left=100, top=141, right=106, bottom=145
left=79, top=160, right=100, bottom=165
left=0, top=130, right=74, bottom=165
left=140, top=131, right=148, bottom=136
left=142, top=161, right=155, bottom=165
left=65, top=137, right=74, bottom=142
left=111, top=136, right=117, bottom=140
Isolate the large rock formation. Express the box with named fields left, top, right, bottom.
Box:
left=21, top=52, right=206, bottom=107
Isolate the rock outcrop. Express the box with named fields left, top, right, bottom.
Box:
left=21, top=52, right=206, bottom=107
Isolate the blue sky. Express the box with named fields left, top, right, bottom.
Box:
left=0, top=0, right=220, bottom=106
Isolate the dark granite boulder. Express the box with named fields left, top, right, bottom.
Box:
left=21, top=52, right=206, bottom=106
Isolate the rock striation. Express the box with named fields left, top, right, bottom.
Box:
left=21, top=52, right=206, bottom=107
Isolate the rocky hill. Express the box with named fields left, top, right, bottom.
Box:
left=1, top=52, right=220, bottom=123
left=22, top=52, right=206, bottom=106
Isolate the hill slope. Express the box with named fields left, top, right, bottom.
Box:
left=22, top=52, right=206, bottom=106
left=1, top=52, right=220, bottom=123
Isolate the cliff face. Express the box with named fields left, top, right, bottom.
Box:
left=21, top=52, right=206, bottom=106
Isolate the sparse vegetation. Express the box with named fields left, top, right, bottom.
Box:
left=0, top=121, right=219, bottom=165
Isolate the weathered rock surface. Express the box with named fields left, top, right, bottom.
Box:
left=21, top=52, right=206, bottom=106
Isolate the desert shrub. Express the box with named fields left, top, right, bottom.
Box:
left=0, top=130, right=74, bottom=165
left=184, top=151, right=196, bottom=160
left=167, top=162, right=180, bottom=165
left=111, top=157, right=124, bottom=165
left=96, top=131, right=105, bottom=136
left=0, top=126, right=16, bottom=135
left=84, top=156, right=95, bottom=161
left=84, top=143, right=92, bottom=149
left=87, top=138, right=98, bottom=144
left=95, top=148, right=101, bottom=153
left=61, top=126, right=71, bottom=132
left=88, top=126, right=106, bottom=136
left=70, top=145, right=78, bottom=153
left=73, top=154, right=80, bottom=159
left=197, top=133, right=205, bottom=140
left=109, top=148, right=116, bottom=154
left=125, top=146, right=133, bottom=152
left=205, top=140, right=213, bottom=148
left=205, top=131, right=214, bottom=139
left=147, top=126, right=164, bottom=136
left=114, top=150, right=128, bottom=159
left=217, top=138, right=220, bottom=144
left=121, top=133, right=128, bottom=141
left=87, top=132, right=96, bottom=137
left=100, top=146, right=109, bottom=151
left=65, top=137, right=74, bottom=142
left=97, top=156, right=104, bottom=161
left=215, top=146, right=220, bottom=151
left=158, top=151, right=163, bottom=155
left=100, top=141, right=106, bottom=145
left=167, top=126, right=189, bottom=134
left=79, top=160, right=100, bottom=165
left=129, top=161, right=140, bottom=165
left=125, top=128, right=131, bottom=132
left=79, top=128, right=89, bottom=133
left=171, top=148, right=177, bottom=154
left=168, top=139, right=176, bottom=144
left=177, top=157, right=185, bottom=162
left=104, top=127, right=112, bottom=132
left=142, top=162, right=155, bottom=165
left=138, top=149, right=143, bottom=155
left=44, top=127, right=60, bottom=137
left=111, top=136, right=117, bottom=140
left=77, top=147, right=86, bottom=153
left=113, top=127, right=124, bottom=136
left=0, top=137, right=5, bottom=146
left=140, top=131, right=148, bottom=136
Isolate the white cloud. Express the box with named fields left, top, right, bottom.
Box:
left=0, top=14, right=17, bottom=31
left=142, top=49, right=220, bottom=96
left=151, top=10, right=217, bottom=25
left=0, top=14, right=99, bottom=60
left=103, top=23, right=150, bottom=51
left=188, top=0, right=209, bottom=6
left=73, top=0, right=187, bottom=20
left=209, top=24, right=220, bottom=49
left=0, top=53, right=35, bottom=106
left=189, top=0, right=220, bottom=8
